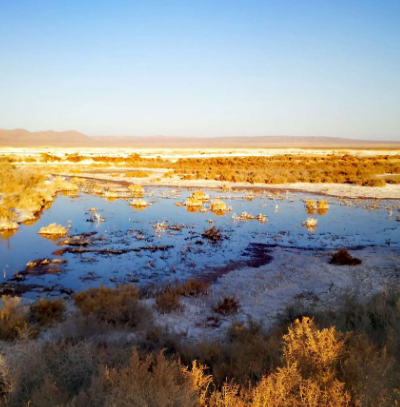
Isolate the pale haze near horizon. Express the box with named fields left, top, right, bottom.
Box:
left=0, top=0, right=399, bottom=141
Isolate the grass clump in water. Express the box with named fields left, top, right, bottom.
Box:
left=201, top=226, right=222, bottom=241
left=38, top=223, right=68, bottom=236
left=130, top=199, right=147, bottom=207
left=128, top=184, right=144, bottom=197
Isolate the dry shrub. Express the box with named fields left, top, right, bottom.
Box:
left=186, top=196, right=203, bottom=207
left=38, top=223, right=68, bottom=236
left=103, top=190, right=124, bottom=199
left=191, top=190, right=210, bottom=200
left=175, top=279, right=210, bottom=297
left=153, top=279, right=209, bottom=314
left=317, top=200, right=329, bottom=209
left=0, top=218, right=18, bottom=231
left=386, top=176, right=400, bottom=184
left=70, top=176, right=86, bottom=186
left=29, top=298, right=66, bottom=325
left=75, top=349, right=199, bottom=406
left=330, top=248, right=362, bottom=266
left=0, top=206, right=17, bottom=220
left=201, top=226, right=222, bottom=242
left=1, top=340, right=102, bottom=406
left=245, top=318, right=351, bottom=407
left=213, top=297, right=240, bottom=315
left=170, top=154, right=400, bottom=186
left=210, top=199, right=226, bottom=212
left=130, top=198, right=147, bottom=207
left=128, top=184, right=144, bottom=197
left=0, top=296, right=29, bottom=341
left=50, top=176, right=79, bottom=192
left=125, top=170, right=152, bottom=178
left=155, top=290, right=182, bottom=313
left=361, top=178, right=387, bottom=187
left=74, top=284, right=150, bottom=327
left=302, top=218, right=318, bottom=231
left=85, top=181, right=104, bottom=194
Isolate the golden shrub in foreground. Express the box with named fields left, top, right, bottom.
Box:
left=203, top=318, right=350, bottom=407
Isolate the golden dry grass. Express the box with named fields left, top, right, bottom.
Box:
left=185, top=196, right=203, bottom=207
left=170, top=154, right=400, bottom=186
left=38, top=223, right=68, bottom=236
left=210, top=199, right=226, bottom=212
left=302, top=218, right=318, bottom=231
left=191, top=190, right=210, bottom=200
left=130, top=199, right=147, bottom=207
left=74, top=284, right=150, bottom=327
left=2, top=286, right=400, bottom=405
left=128, top=184, right=144, bottom=197
left=125, top=170, right=153, bottom=178
left=29, top=298, right=66, bottom=325
left=0, top=296, right=29, bottom=341
left=0, top=218, right=18, bottom=231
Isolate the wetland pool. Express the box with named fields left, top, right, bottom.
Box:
left=1, top=187, right=399, bottom=299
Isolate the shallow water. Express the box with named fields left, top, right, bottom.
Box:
left=0, top=187, right=399, bottom=298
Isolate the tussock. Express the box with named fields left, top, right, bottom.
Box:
left=125, top=170, right=152, bottom=178
left=130, top=199, right=147, bottom=207
left=185, top=196, right=203, bottom=207
left=210, top=199, right=226, bottom=212
left=330, top=248, right=362, bottom=266
left=0, top=296, right=30, bottom=340
left=191, top=190, right=210, bottom=200
left=0, top=218, right=19, bottom=231
left=30, top=298, right=66, bottom=325
left=213, top=296, right=240, bottom=315
left=302, top=218, right=318, bottom=231
left=74, top=283, right=150, bottom=327
left=38, top=223, right=68, bottom=236
left=128, top=184, right=144, bottom=197
left=201, top=226, right=222, bottom=241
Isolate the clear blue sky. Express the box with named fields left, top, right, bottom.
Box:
left=0, top=0, right=399, bottom=140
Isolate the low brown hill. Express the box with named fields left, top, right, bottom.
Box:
left=0, top=129, right=93, bottom=147
left=0, top=129, right=399, bottom=149
left=92, top=135, right=400, bottom=149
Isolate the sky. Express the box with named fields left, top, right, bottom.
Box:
left=0, top=0, right=399, bottom=140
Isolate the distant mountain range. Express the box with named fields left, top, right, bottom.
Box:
left=0, top=128, right=399, bottom=148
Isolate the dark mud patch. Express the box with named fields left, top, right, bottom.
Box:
left=0, top=282, right=44, bottom=296
left=241, top=243, right=274, bottom=267
left=58, top=232, right=99, bottom=246
left=54, top=245, right=174, bottom=256
left=199, top=243, right=274, bottom=284
left=12, top=258, right=67, bottom=279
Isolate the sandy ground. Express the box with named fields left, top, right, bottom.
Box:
left=3, top=146, right=400, bottom=159
left=152, top=245, right=400, bottom=340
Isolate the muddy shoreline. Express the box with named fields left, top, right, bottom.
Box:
left=63, top=172, right=400, bottom=200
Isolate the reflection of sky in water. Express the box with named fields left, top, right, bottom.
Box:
left=0, top=188, right=399, bottom=298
